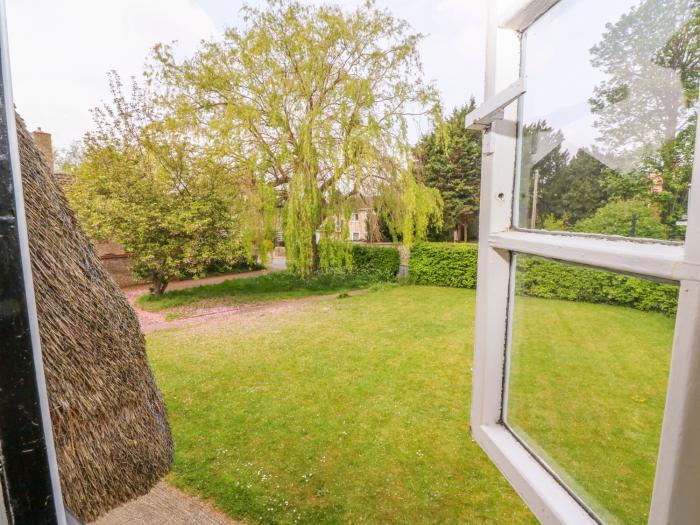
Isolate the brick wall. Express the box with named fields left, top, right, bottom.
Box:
left=94, top=242, right=146, bottom=287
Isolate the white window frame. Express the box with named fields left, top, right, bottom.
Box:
left=469, top=1, right=700, bottom=523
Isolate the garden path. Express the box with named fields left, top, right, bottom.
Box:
left=121, top=256, right=288, bottom=332
left=134, top=288, right=367, bottom=334
left=92, top=481, right=242, bottom=525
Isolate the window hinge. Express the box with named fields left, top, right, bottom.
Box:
left=465, top=77, right=526, bottom=131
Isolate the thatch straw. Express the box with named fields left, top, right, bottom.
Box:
left=17, top=114, right=173, bottom=522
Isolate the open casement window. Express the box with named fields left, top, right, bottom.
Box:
left=469, top=0, right=700, bottom=524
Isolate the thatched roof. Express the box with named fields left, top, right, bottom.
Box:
left=18, top=114, right=173, bottom=522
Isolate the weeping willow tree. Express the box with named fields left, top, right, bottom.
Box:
left=151, top=0, right=442, bottom=276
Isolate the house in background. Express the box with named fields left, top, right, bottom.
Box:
left=292, top=206, right=375, bottom=247
left=348, top=207, right=371, bottom=241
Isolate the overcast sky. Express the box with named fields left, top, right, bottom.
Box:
left=5, top=0, right=493, bottom=151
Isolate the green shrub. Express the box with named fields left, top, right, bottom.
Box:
left=409, top=242, right=478, bottom=288
left=408, top=242, right=678, bottom=316
left=179, top=259, right=263, bottom=279
left=351, top=245, right=400, bottom=280
left=573, top=199, right=667, bottom=239
left=516, top=256, right=678, bottom=316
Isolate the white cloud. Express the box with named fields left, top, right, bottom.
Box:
left=422, top=0, right=487, bottom=105
left=6, top=0, right=218, bottom=149
left=436, top=0, right=478, bottom=18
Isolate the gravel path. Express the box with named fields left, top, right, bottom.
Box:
left=121, top=260, right=368, bottom=334
left=140, top=289, right=367, bottom=334
left=92, top=482, right=241, bottom=525
left=122, top=259, right=288, bottom=333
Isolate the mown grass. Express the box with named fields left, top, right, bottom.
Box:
left=508, top=295, right=674, bottom=524
left=137, top=270, right=382, bottom=313
left=147, top=285, right=672, bottom=524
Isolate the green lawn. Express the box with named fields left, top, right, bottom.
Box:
left=147, top=285, right=673, bottom=524
left=137, top=271, right=379, bottom=315
left=508, top=295, right=673, bottom=524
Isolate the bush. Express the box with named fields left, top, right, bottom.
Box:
left=408, top=242, right=677, bottom=316
left=516, top=256, right=678, bottom=316
left=409, top=242, right=478, bottom=288
left=573, top=199, right=667, bottom=239
left=351, top=245, right=401, bottom=280
left=179, top=259, right=263, bottom=279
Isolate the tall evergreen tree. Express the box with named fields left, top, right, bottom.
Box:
left=519, top=121, right=569, bottom=228
left=538, top=149, right=609, bottom=226
left=413, top=103, right=482, bottom=241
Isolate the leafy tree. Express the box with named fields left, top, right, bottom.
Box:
left=589, top=0, right=698, bottom=238
left=413, top=102, right=482, bottom=241
left=54, top=141, right=84, bottom=176
left=656, top=2, right=700, bottom=105
left=638, top=119, right=696, bottom=237
left=601, top=170, right=653, bottom=203
left=573, top=199, right=667, bottom=239
left=541, top=214, right=567, bottom=231
left=151, top=0, right=441, bottom=276
left=67, top=73, right=259, bottom=295
left=602, top=118, right=696, bottom=239
left=589, top=0, right=697, bottom=164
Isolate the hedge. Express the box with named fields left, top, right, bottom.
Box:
left=351, top=244, right=400, bottom=280
left=515, top=256, right=678, bottom=316
left=409, top=242, right=478, bottom=288
left=408, top=242, right=678, bottom=316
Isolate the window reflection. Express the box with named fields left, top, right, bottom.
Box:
left=517, top=0, right=698, bottom=241
left=506, top=254, right=678, bottom=523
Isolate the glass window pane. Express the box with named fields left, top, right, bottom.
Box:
left=516, top=0, right=698, bottom=241
left=506, top=255, right=678, bottom=523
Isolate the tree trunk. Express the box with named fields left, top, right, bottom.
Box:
left=311, top=233, right=321, bottom=274
left=152, top=273, right=168, bottom=296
